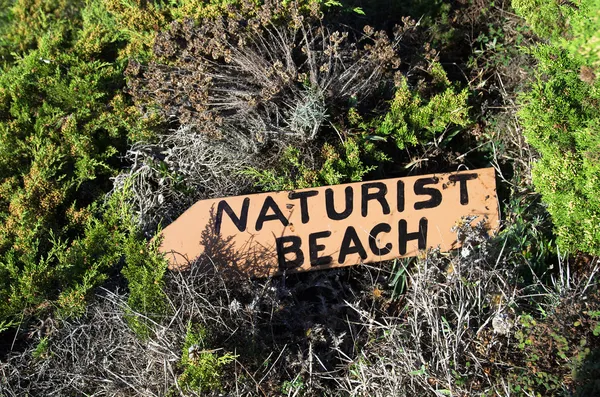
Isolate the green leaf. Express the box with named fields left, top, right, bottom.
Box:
left=409, top=364, right=427, bottom=376
left=324, top=0, right=342, bottom=7
left=0, top=319, right=16, bottom=333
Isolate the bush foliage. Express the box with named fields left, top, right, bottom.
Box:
left=1, top=0, right=599, bottom=395
left=514, top=0, right=600, bottom=255
left=0, top=0, right=167, bottom=326
left=178, top=322, right=237, bottom=393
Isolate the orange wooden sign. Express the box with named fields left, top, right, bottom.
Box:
left=159, top=168, right=499, bottom=277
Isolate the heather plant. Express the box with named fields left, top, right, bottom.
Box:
left=513, top=0, right=600, bottom=255
left=126, top=6, right=402, bottom=136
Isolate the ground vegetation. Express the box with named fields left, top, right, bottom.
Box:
left=0, top=0, right=599, bottom=396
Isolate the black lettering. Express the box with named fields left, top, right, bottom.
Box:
left=369, top=223, right=392, bottom=256
left=325, top=186, right=353, bottom=220
left=276, top=236, right=304, bottom=270
left=449, top=173, right=478, bottom=205
left=361, top=182, right=390, bottom=217
left=288, top=190, right=318, bottom=224
left=398, top=218, right=428, bottom=255
left=309, top=231, right=332, bottom=266
left=338, top=226, right=368, bottom=264
left=215, top=198, right=250, bottom=235
left=397, top=180, right=405, bottom=212
left=255, top=196, right=289, bottom=231
left=414, top=177, right=442, bottom=210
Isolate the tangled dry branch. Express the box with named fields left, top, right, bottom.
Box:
left=113, top=124, right=258, bottom=233
left=126, top=6, right=403, bottom=140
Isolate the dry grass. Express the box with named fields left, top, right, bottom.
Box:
left=112, top=124, right=258, bottom=234
left=326, top=223, right=599, bottom=396
left=4, top=216, right=595, bottom=396
left=328, top=220, right=510, bottom=395
left=0, top=254, right=381, bottom=396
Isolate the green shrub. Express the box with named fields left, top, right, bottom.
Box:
left=514, top=0, right=600, bottom=256
left=31, top=336, right=49, bottom=360
left=565, top=0, right=600, bottom=67
left=120, top=217, right=169, bottom=338
left=0, top=0, right=161, bottom=326
left=374, top=75, right=469, bottom=150
left=0, top=0, right=84, bottom=59
left=513, top=0, right=600, bottom=65
left=506, top=296, right=600, bottom=396
left=0, top=46, right=126, bottom=321
left=511, top=0, right=577, bottom=40
left=178, top=322, right=237, bottom=393
left=243, top=138, right=376, bottom=191
left=281, top=377, right=305, bottom=395
left=352, top=60, right=470, bottom=151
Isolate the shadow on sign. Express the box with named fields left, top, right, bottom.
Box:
left=168, top=206, right=277, bottom=278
